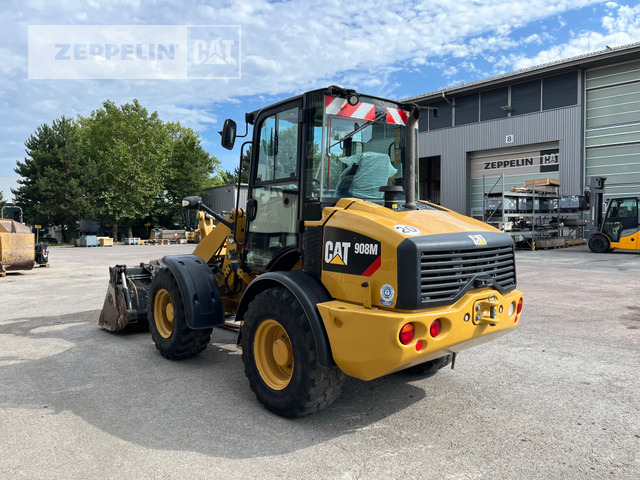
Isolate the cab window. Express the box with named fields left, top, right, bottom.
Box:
left=256, top=108, right=299, bottom=182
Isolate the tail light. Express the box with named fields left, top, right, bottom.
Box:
left=430, top=319, right=441, bottom=337
left=399, top=323, right=415, bottom=345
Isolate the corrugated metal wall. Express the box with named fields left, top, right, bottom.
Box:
left=418, top=106, right=583, bottom=214
left=203, top=184, right=248, bottom=213
left=585, top=59, right=640, bottom=199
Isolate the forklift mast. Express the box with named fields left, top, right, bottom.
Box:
left=589, top=176, right=607, bottom=235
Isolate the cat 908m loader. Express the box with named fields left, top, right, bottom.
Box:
left=99, top=86, right=523, bottom=417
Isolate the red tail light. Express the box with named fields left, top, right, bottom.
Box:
left=430, top=319, right=441, bottom=337
left=517, top=298, right=523, bottom=314
left=399, top=323, right=415, bottom=345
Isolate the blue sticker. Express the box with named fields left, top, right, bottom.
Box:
left=380, top=284, right=395, bottom=306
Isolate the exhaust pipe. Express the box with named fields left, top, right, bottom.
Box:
left=404, top=106, right=419, bottom=211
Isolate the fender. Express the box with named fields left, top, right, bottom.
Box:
left=160, top=255, right=224, bottom=329
left=236, top=270, right=335, bottom=368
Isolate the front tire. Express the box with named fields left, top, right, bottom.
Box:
left=241, top=287, right=345, bottom=418
left=148, top=268, right=212, bottom=359
left=588, top=234, right=610, bottom=253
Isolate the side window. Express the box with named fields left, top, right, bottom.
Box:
left=256, top=107, right=299, bottom=183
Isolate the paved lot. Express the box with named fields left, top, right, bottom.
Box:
left=1, top=244, right=639, bottom=479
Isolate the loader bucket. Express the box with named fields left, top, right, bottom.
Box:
left=99, top=263, right=154, bottom=332
left=0, top=219, right=35, bottom=277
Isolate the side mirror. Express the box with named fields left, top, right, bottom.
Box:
left=181, top=196, right=202, bottom=210
left=246, top=198, right=258, bottom=222
left=220, top=119, right=237, bottom=150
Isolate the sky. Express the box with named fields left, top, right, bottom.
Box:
left=1, top=0, right=640, bottom=201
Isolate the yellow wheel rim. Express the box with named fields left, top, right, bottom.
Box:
left=254, top=319, right=294, bottom=390
left=154, top=288, right=175, bottom=339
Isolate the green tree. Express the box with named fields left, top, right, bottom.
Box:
left=222, top=145, right=251, bottom=184
left=153, top=122, right=219, bottom=225
left=0, top=190, right=6, bottom=211
left=80, top=100, right=171, bottom=239
left=13, top=116, right=96, bottom=240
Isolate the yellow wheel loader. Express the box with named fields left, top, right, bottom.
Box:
left=99, top=86, right=523, bottom=417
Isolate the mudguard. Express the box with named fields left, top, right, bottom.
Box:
left=236, top=270, right=335, bottom=368
left=161, top=255, right=224, bottom=330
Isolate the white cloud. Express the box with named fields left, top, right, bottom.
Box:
left=499, top=2, right=640, bottom=70
left=0, top=0, right=629, bottom=176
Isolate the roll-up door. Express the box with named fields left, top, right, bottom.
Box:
left=469, top=143, right=560, bottom=218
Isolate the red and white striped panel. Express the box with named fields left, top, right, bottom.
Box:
left=386, top=107, right=410, bottom=125
left=325, top=96, right=375, bottom=121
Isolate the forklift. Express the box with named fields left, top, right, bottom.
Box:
left=588, top=176, right=640, bottom=253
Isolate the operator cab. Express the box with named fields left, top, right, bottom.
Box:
left=222, top=86, right=419, bottom=270
left=602, top=197, right=640, bottom=247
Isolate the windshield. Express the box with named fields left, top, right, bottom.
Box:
left=305, top=95, right=409, bottom=203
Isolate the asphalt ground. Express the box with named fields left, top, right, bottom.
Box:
left=1, top=244, right=639, bottom=479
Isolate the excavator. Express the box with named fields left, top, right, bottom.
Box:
left=99, top=86, right=523, bottom=417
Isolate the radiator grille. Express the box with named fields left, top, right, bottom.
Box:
left=420, top=245, right=516, bottom=304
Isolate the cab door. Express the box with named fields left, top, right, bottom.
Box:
left=244, top=102, right=302, bottom=270
left=602, top=197, right=640, bottom=250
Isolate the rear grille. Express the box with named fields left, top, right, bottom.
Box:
left=420, top=245, right=516, bottom=304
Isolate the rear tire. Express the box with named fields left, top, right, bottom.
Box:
left=403, top=354, right=453, bottom=377
left=241, top=287, right=345, bottom=418
left=588, top=234, right=610, bottom=253
left=148, top=268, right=212, bottom=359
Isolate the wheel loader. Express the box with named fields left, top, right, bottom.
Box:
left=99, top=86, right=524, bottom=417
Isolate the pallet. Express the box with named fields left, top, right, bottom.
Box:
left=536, top=237, right=587, bottom=249
left=537, top=238, right=566, bottom=249
left=565, top=238, right=587, bottom=246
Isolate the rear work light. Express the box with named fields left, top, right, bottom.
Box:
left=399, top=323, right=415, bottom=345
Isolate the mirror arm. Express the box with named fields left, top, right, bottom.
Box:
left=236, top=121, right=249, bottom=138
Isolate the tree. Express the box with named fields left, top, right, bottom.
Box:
left=153, top=122, right=219, bottom=225
left=13, top=116, right=96, bottom=240
left=0, top=190, right=6, bottom=213
left=80, top=100, right=171, bottom=239
left=222, top=145, right=251, bottom=184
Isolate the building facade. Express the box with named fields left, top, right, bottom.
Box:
left=406, top=42, right=640, bottom=219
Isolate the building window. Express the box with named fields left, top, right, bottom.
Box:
left=427, top=100, right=452, bottom=130
left=480, top=88, right=508, bottom=121
left=511, top=80, right=541, bottom=116
left=455, top=93, right=479, bottom=125
left=543, top=71, right=578, bottom=110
